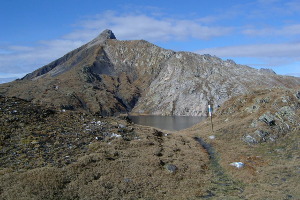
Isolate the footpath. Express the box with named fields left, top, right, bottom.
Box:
left=194, top=137, right=245, bottom=199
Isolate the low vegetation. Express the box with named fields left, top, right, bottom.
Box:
left=0, top=95, right=211, bottom=199
left=1, top=87, right=299, bottom=199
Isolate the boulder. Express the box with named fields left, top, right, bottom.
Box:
left=296, top=91, right=300, bottom=99
left=164, top=164, right=177, bottom=173
left=243, top=135, right=257, bottom=144
left=259, top=112, right=276, bottom=126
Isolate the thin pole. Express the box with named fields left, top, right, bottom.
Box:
left=210, top=115, right=214, bottom=132
left=208, top=104, right=214, bottom=132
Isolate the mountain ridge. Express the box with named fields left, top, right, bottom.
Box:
left=1, top=29, right=300, bottom=116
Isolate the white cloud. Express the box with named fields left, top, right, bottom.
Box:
left=243, top=24, right=300, bottom=37
left=0, top=73, right=27, bottom=84
left=285, top=1, right=300, bottom=13
left=196, top=42, right=300, bottom=73
left=7, top=46, right=34, bottom=52
left=0, top=39, right=84, bottom=74
left=65, top=11, right=233, bottom=42
left=196, top=42, right=300, bottom=58
left=0, top=72, right=27, bottom=78
left=287, top=72, right=300, bottom=77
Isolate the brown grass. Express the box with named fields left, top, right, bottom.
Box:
left=183, top=88, right=300, bottom=199
left=0, top=96, right=213, bottom=199
left=1, top=88, right=299, bottom=199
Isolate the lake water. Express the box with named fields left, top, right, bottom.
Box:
left=128, top=115, right=206, bottom=131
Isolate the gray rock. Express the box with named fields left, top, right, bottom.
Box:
left=276, top=106, right=296, bottom=124
left=98, top=29, right=116, bottom=40
left=259, top=112, right=276, bottom=126
left=277, top=106, right=295, bottom=116
left=87, top=29, right=116, bottom=47
left=245, top=104, right=260, bottom=113
left=259, top=68, right=276, bottom=74
left=296, top=91, right=300, bottom=99
left=250, top=119, right=258, bottom=128
left=165, top=164, right=177, bottom=173
left=244, top=130, right=277, bottom=144
left=243, top=135, right=257, bottom=144
left=256, top=97, right=271, bottom=104
left=254, top=130, right=270, bottom=142
left=118, top=124, right=126, bottom=129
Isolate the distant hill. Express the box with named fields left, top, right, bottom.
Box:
left=1, top=29, right=300, bottom=116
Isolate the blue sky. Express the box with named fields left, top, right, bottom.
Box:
left=1, top=0, right=300, bottom=83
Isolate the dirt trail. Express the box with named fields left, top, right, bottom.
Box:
left=194, top=137, right=244, bottom=199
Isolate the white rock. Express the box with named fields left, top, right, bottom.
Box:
left=110, top=133, right=122, bottom=138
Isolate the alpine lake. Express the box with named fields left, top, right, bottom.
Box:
left=128, top=115, right=206, bottom=131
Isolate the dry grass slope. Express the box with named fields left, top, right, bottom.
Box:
left=0, top=96, right=213, bottom=200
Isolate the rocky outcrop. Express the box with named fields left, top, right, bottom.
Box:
left=259, top=68, right=276, bottom=74
left=216, top=88, right=300, bottom=144
left=1, top=30, right=300, bottom=116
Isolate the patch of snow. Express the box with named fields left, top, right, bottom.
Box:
left=110, top=133, right=122, bottom=138
left=208, top=135, right=215, bottom=139
left=230, top=162, right=245, bottom=168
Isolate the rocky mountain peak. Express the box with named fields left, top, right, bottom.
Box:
left=98, top=29, right=116, bottom=40
left=88, top=29, right=117, bottom=47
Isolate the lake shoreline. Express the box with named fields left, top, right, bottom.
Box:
left=128, top=115, right=207, bottom=131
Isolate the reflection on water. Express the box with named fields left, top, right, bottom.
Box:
left=128, top=115, right=206, bottom=131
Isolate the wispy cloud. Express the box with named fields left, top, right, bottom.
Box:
left=242, top=24, right=300, bottom=37
left=0, top=40, right=84, bottom=74
left=0, top=72, right=27, bottom=79
left=65, top=11, right=233, bottom=42
left=196, top=42, right=300, bottom=71
left=0, top=72, right=27, bottom=84
left=287, top=72, right=300, bottom=77
left=197, top=42, right=300, bottom=58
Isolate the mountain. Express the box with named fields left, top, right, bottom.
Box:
left=1, top=29, right=300, bottom=116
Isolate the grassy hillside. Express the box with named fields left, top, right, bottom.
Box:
left=1, top=87, right=299, bottom=199
left=0, top=96, right=212, bottom=199
left=184, top=88, right=300, bottom=199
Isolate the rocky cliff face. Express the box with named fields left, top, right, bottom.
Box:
left=1, top=30, right=300, bottom=116
left=132, top=53, right=300, bottom=116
